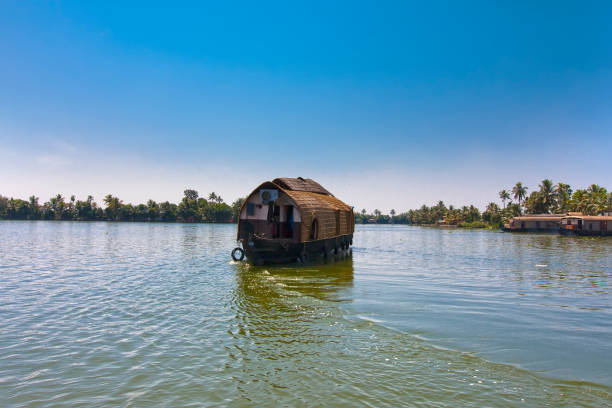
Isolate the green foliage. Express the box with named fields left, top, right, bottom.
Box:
left=1, top=180, right=608, bottom=226
left=231, top=198, right=244, bottom=223
left=0, top=189, right=239, bottom=223
left=512, top=182, right=528, bottom=206
left=553, top=183, right=572, bottom=213
left=482, top=202, right=502, bottom=226
left=518, top=180, right=608, bottom=216
left=184, top=189, right=199, bottom=201
left=499, top=190, right=510, bottom=209
left=458, top=220, right=490, bottom=229
left=352, top=179, right=608, bottom=228
left=570, top=185, right=609, bottom=215
left=356, top=201, right=479, bottom=226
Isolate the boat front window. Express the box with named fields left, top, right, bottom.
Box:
left=246, top=203, right=255, bottom=216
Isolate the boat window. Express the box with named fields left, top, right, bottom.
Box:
left=310, top=219, right=318, bottom=240
left=246, top=203, right=255, bottom=216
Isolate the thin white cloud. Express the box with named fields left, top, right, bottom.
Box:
left=35, top=153, right=71, bottom=167
left=50, top=139, right=78, bottom=153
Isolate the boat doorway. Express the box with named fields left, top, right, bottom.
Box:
left=284, top=205, right=294, bottom=238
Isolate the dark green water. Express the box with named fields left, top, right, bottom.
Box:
left=1, top=221, right=611, bottom=407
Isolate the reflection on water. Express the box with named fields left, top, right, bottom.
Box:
left=234, top=255, right=354, bottom=303
left=1, top=222, right=611, bottom=407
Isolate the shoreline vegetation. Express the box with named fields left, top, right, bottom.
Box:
left=354, top=180, right=611, bottom=229
left=1, top=180, right=610, bottom=228
left=0, top=190, right=243, bottom=223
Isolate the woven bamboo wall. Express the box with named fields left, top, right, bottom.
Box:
left=237, top=180, right=354, bottom=242
left=288, top=189, right=354, bottom=242
left=299, top=209, right=340, bottom=241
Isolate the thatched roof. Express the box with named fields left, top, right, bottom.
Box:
left=238, top=178, right=354, bottom=242
left=563, top=215, right=612, bottom=221
left=512, top=215, right=565, bottom=222
left=283, top=189, right=352, bottom=213
left=273, top=177, right=332, bottom=196
left=244, top=179, right=350, bottom=213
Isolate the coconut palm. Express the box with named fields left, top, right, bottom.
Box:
left=570, top=189, right=587, bottom=213
left=538, top=179, right=555, bottom=213
left=587, top=184, right=605, bottom=194
left=553, top=183, right=572, bottom=213
left=584, top=184, right=608, bottom=215
left=104, top=194, right=123, bottom=221
left=512, top=182, right=528, bottom=207
left=50, top=194, right=66, bottom=220
left=499, top=190, right=510, bottom=209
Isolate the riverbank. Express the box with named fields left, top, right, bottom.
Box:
left=0, top=190, right=242, bottom=223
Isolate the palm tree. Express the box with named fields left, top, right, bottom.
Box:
left=28, top=195, right=40, bottom=219
left=50, top=194, right=66, bottom=220
left=571, top=189, right=587, bottom=213
left=147, top=199, right=159, bottom=221
left=587, top=184, right=604, bottom=194
left=468, top=205, right=480, bottom=222
left=512, top=182, right=527, bottom=207
left=584, top=184, right=608, bottom=215
left=486, top=202, right=500, bottom=214
left=538, top=179, right=555, bottom=214
left=553, top=183, right=572, bottom=213
left=104, top=194, right=123, bottom=221
left=499, top=190, right=510, bottom=209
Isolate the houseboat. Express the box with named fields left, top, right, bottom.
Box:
left=560, top=215, right=612, bottom=236
left=232, top=177, right=354, bottom=264
left=502, top=214, right=566, bottom=232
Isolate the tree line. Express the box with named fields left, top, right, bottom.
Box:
left=354, top=180, right=611, bottom=227
left=0, top=189, right=245, bottom=223
left=2, top=180, right=610, bottom=227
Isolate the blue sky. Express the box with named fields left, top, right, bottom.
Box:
left=1, top=1, right=610, bottom=212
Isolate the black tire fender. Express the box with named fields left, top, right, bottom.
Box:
left=231, top=247, right=245, bottom=261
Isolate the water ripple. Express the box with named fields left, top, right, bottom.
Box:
left=0, top=221, right=610, bottom=407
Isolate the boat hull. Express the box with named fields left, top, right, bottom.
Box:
left=502, top=227, right=560, bottom=233
left=559, top=228, right=611, bottom=237
left=242, top=234, right=353, bottom=265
